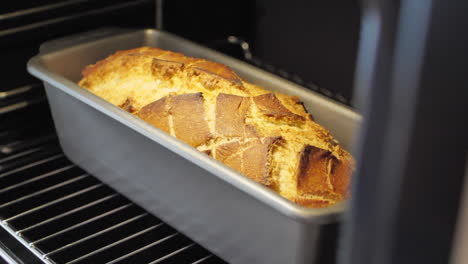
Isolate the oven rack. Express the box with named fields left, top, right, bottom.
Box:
left=0, top=84, right=225, bottom=264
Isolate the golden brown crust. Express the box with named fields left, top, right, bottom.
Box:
left=169, top=93, right=213, bottom=147
left=119, top=98, right=136, bottom=113
left=151, top=58, right=184, bottom=80
left=329, top=154, right=353, bottom=198
left=79, top=46, right=354, bottom=208
left=297, top=146, right=332, bottom=197
left=215, top=137, right=281, bottom=186
left=215, top=93, right=258, bottom=138
left=81, top=48, right=156, bottom=78
left=138, top=93, right=212, bottom=147
left=215, top=140, right=243, bottom=173
left=253, top=93, right=305, bottom=122
left=244, top=137, right=280, bottom=186
left=191, top=60, right=243, bottom=86
left=296, top=145, right=352, bottom=203
left=137, top=97, right=170, bottom=134
left=202, top=149, right=212, bottom=156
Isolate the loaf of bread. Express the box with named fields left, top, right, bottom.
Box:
left=78, top=47, right=354, bottom=208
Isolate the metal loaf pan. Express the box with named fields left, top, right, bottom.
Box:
left=27, top=28, right=360, bottom=264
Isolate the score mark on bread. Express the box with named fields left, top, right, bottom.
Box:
left=138, top=93, right=212, bottom=147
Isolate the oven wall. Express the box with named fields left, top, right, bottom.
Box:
left=2, top=0, right=156, bottom=91
left=163, top=0, right=361, bottom=104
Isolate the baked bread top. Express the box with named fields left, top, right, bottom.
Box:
left=79, top=47, right=354, bottom=208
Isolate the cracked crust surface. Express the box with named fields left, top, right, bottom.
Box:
left=79, top=46, right=354, bottom=208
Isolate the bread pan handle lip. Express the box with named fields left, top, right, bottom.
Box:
left=27, top=28, right=346, bottom=224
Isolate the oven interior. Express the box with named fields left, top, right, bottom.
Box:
left=10, top=1, right=459, bottom=264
